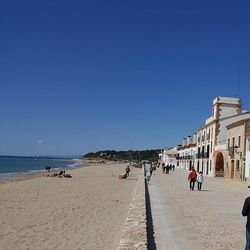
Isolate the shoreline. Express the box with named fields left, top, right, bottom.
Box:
left=0, top=158, right=86, bottom=184
left=0, top=159, right=127, bottom=185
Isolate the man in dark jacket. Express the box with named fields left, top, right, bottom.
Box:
left=242, top=196, right=250, bottom=250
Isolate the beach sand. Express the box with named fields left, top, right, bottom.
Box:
left=0, top=163, right=141, bottom=250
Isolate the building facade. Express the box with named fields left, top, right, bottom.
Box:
left=195, top=97, right=250, bottom=177
left=177, top=135, right=196, bottom=170
left=159, top=147, right=177, bottom=166
left=225, top=119, right=250, bottom=180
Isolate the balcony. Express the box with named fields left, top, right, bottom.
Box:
left=196, top=152, right=209, bottom=158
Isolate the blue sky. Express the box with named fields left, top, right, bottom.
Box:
left=1, top=0, right=250, bottom=156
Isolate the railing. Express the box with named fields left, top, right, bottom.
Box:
left=196, top=152, right=209, bottom=159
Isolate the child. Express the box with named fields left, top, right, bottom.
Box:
left=197, top=171, right=204, bottom=191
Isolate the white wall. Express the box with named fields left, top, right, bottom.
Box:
left=217, top=113, right=250, bottom=144
left=245, top=138, right=250, bottom=178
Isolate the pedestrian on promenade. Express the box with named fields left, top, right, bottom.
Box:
left=162, top=163, right=165, bottom=173
left=172, top=164, right=175, bottom=171
left=197, top=171, right=204, bottom=191
left=242, top=193, right=250, bottom=250
left=165, top=164, right=170, bottom=174
left=188, top=167, right=197, bottom=191
left=149, top=165, right=153, bottom=177
left=153, top=163, right=157, bottom=174
left=146, top=169, right=151, bottom=184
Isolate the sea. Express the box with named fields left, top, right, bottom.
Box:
left=0, top=156, right=84, bottom=180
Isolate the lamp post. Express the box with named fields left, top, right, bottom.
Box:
left=234, top=146, right=244, bottom=180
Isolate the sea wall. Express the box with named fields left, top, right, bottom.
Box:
left=117, top=168, right=147, bottom=250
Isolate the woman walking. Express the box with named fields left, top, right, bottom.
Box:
left=197, top=171, right=204, bottom=191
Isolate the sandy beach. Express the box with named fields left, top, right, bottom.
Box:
left=0, top=163, right=141, bottom=250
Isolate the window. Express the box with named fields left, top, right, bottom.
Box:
left=236, top=160, right=240, bottom=171
left=248, top=139, right=250, bottom=151
left=232, top=137, right=235, bottom=149
left=228, top=139, right=230, bottom=149
left=238, top=136, right=241, bottom=147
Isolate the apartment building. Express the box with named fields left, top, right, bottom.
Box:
left=159, top=147, right=177, bottom=166
left=225, top=119, right=250, bottom=180
left=177, top=135, right=196, bottom=170
left=195, top=97, right=250, bottom=177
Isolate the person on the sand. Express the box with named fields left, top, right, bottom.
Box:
left=125, top=165, right=130, bottom=177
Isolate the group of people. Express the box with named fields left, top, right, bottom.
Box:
left=45, top=166, right=51, bottom=172
left=188, top=167, right=204, bottom=191
left=48, top=170, right=72, bottom=178
left=161, top=163, right=175, bottom=174
left=144, top=161, right=160, bottom=183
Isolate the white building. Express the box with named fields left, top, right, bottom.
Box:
left=225, top=119, right=250, bottom=181
left=195, top=97, right=250, bottom=177
left=177, top=135, right=196, bottom=170
left=159, top=147, right=177, bottom=166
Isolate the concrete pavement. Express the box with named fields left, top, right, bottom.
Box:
left=147, top=168, right=248, bottom=250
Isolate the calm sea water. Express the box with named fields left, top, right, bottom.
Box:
left=0, top=156, right=84, bottom=179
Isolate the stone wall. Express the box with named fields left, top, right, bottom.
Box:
left=117, top=169, right=147, bottom=250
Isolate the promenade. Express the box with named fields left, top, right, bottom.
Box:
left=148, top=168, right=249, bottom=250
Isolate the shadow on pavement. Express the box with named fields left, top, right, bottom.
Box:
left=145, top=179, right=157, bottom=250
left=191, top=189, right=210, bottom=192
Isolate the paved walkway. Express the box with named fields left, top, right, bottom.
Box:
left=148, top=168, right=250, bottom=250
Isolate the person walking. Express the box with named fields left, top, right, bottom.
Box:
left=146, top=169, right=151, bottom=184
left=162, top=163, right=165, bottom=173
left=169, top=164, right=172, bottom=171
left=149, top=165, right=153, bottom=177
left=197, top=171, right=204, bottom=191
left=125, top=165, right=130, bottom=177
left=242, top=194, right=250, bottom=250
left=188, top=167, right=197, bottom=191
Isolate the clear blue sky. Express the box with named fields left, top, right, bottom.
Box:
left=1, top=0, right=250, bottom=156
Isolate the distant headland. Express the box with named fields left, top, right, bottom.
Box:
left=82, top=149, right=162, bottom=162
